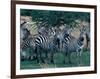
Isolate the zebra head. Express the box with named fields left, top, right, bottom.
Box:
left=78, top=26, right=87, bottom=48
left=54, top=28, right=69, bottom=51
left=20, top=21, right=30, bottom=40
left=81, top=25, right=90, bottom=40
left=54, top=28, right=82, bottom=52
left=48, top=27, right=56, bottom=38
left=80, top=26, right=87, bottom=36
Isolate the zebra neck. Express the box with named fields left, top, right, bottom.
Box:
left=77, top=39, right=83, bottom=47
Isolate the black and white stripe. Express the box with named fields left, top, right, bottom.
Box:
left=35, top=34, right=48, bottom=47
left=29, top=27, right=57, bottom=63
left=55, top=28, right=85, bottom=64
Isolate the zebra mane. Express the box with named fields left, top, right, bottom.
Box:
left=21, top=21, right=27, bottom=27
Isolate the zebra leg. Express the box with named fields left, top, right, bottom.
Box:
left=35, top=47, right=40, bottom=63
left=40, top=51, right=45, bottom=63
left=63, top=52, right=69, bottom=64
left=76, top=49, right=82, bottom=66
left=63, top=52, right=66, bottom=64
left=63, top=51, right=72, bottom=64
left=76, top=52, right=79, bottom=65
left=45, top=50, right=48, bottom=58
left=69, top=55, right=71, bottom=64
left=76, top=50, right=80, bottom=65
left=38, top=48, right=45, bottom=63
left=67, top=53, right=72, bottom=64
left=44, top=50, right=48, bottom=63
left=50, top=52, right=54, bottom=64
left=79, top=50, right=83, bottom=65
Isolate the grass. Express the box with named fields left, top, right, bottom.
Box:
left=20, top=50, right=90, bottom=69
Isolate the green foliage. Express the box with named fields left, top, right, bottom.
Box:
left=21, top=9, right=32, bottom=16
left=21, top=9, right=90, bottom=28
left=21, top=50, right=90, bottom=69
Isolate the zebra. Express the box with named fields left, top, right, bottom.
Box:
left=29, top=27, right=57, bottom=63
left=20, top=21, right=33, bottom=61
left=55, top=27, right=85, bottom=65
left=82, top=26, right=90, bottom=50
left=20, top=21, right=30, bottom=40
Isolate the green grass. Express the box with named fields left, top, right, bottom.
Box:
left=20, top=50, right=90, bottom=69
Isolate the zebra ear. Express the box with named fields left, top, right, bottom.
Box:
left=67, top=28, right=72, bottom=35
left=21, top=21, right=27, bottom=27
left=80, top=26, right=86, bottom=31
